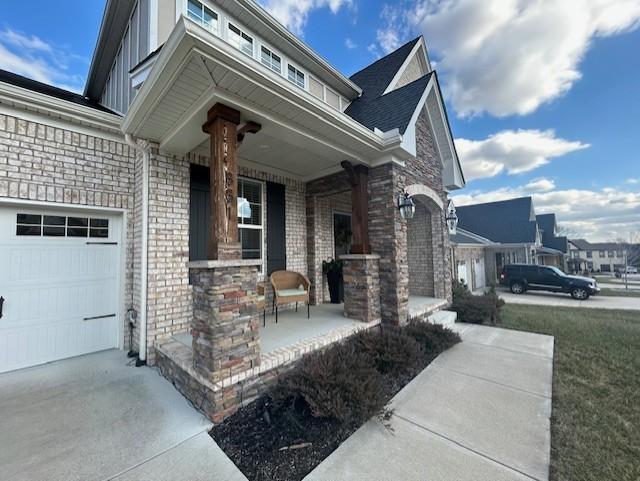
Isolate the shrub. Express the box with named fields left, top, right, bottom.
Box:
left=274, top=340, right=387, bottom=426
left=402, top=318, right=461, bottom=353
left=353, top=328, right=423, bottom=376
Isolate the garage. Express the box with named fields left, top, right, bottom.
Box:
left=0, top=205, right=123, bottom=373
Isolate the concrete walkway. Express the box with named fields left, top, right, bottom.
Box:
left=305, top=324, right=554, bottom=481
left=0, top=350, right=246, bottom=481
left=499, top=290, right=640, bottom=310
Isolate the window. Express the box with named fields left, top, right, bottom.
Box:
left=287, top=64, right=305, bottom=89
left=186, top=0, right=218, bottom=34
left=237, top=179, right=263, bottom=261
left=16, top=213, right=109, bottom=238
left=586, top=250, right=592, bottom=258
left=608, top=250, right=614, bottom=258
left=228, top=23, right=253, bottom=57
left=260, top=46, right=282, bottom=74
left=599, top=250, right=605, bottom=257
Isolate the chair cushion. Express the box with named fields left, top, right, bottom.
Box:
left=256, top=295, right=266, bottom=302
left=277, top=288, right=307, bottom=298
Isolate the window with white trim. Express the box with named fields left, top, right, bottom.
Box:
left=228, top=23, right=254, bottom=57
left=287, top=64, right=305, bottom=89
left=186, top=0, right=219, bottom=34
left=237, top=178, right=263, bottom=262
left=260, top=45, right=282, bottom=74
left=16, top=214, right=109, bottom=238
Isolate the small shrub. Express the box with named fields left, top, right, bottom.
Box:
left=353, top=328, right=423, bottom=376
left=274, top=340, right=387, bottom=426
left=451, top=280, right=504, bottom=325
left=402, top=318, right=461, bottom=353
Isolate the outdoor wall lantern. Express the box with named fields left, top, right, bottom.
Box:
left=398, top=192, right=416, bottom=220
left=445, top=199, right=458, bottom=235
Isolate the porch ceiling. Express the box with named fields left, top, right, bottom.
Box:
left=123, top=18, right=406, bottom=181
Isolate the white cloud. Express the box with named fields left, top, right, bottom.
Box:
left=627, top=178, right=640, bottom=185
left=455, top=129, right=589, bottom=181
left=259, top=0, right=353, bottom=35
left=0, top=29, right=85, bottom=92
left=345, top=37, right=357, bottom=49
left=385, top=0, right=640, bottom=117
left=453, top=185, right=640, bottom=241
left=524, top=178, right=556, bottom=193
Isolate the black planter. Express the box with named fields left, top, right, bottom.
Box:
left=327, top=270, right=342, bottom=304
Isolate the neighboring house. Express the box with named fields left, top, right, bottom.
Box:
left=535, top=213, right=569, bottom=269
left=449, top=228, right=496, bottom=291
left=453, top=197, right=541, bottom=283
left=0, top=0, right=464, bottom=422
left=568, top=239, right=632, bottom=273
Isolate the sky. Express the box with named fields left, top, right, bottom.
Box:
left=0, top=0, right=639, bottom=241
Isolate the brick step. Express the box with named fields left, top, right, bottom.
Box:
left=427, top=310, right=457, bottom=328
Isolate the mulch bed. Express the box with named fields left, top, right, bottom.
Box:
left=210, top=351, right=444, bottom=481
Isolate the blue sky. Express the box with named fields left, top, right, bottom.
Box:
left=0, top=0, right=638, bottom=240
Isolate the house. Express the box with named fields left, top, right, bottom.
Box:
left=452, top=197, right=541, bottom=283
left=535, top=213, right=568, bottom=269
left=449, top=227, right=496, bottom=291
left=568, top=239, right=630, bottom=273
left=0, top=0, right=464, bottom=422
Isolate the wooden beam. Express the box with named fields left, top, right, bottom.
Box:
left=341, top=161, right=371, bottom=255
left=202, top=103, right=242, bottom=260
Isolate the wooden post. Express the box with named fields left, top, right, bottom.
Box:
left=341, top=161, right=371, bottom=255
left=202, top=103, right=242, bottom=260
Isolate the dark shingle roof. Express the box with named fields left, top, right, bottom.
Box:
left=536, top=214, right=568, bottom=253
left=570, top=239, right=627, bottom=251
left=345, top=37, right=431, bottom=134
left=456, top=197, right=538, bottom=244
left=0, top=69, right=116, bottom=115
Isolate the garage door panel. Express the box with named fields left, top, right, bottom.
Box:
left=0, top=207, right=122, bottom=373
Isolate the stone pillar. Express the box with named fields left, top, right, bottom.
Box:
left=341, top=254, right=381, bottom=323
left=188, top=259, right=261, bottom=384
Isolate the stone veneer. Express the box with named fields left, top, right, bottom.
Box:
left=341, top=254, right=381, bottom=323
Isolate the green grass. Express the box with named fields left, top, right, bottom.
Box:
left=598, top=288, right=640, bottom=298
left=498, top=305, right=640, bottom=481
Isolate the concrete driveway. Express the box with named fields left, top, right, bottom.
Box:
left=499, top=290, right=640, bottom=310
left=305, top=324, right=554, bottom=481
left=0, top=350, right=246, bottom=481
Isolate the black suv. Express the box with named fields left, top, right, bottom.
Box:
left=499, top=264, right=600, bottom=300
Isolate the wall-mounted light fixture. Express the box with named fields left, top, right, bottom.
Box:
left=398, top=192, right=416, bottom=220
left=445, top=199, right=458, bottom=235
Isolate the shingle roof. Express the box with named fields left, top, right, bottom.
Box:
left=0, top=69, right=116, bottom=115
left=570, top=239, right=627, bottom=251
left=456, top=197, right=538, bottom=244
left=536, top=213, right=568, bottom=253
left=345, top=37, right=431, bottom=134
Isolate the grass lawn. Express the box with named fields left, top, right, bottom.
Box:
left=598, top=288, right=640, bottom=298
left=498, top=305, right=640, bottom=481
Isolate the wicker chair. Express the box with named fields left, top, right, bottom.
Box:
left=269, top=270, right=311, bottom=322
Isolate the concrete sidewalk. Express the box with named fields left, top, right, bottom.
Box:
left=499, top=290, right=640, bottom=310
left=305, top=324, right=554, bottom=481
left=0, top=350, right=246, bottom=481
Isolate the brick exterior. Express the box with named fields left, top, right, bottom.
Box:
left=407, top=201, right=434, bottom=296
left=0, top=113, right=137, bottom=349
left=452, top=246, right=492, bottom=290
left=341, top=254, right=381, bottom=322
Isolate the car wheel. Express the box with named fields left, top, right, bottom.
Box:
left=571, top=287, right=590, bottom=300
left=510, top=282, right=525, bottom=294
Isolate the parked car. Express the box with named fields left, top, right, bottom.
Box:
left=499, top=264, right=600, bottom=300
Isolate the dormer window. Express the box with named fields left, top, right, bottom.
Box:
left=228, top=23, right=254, bottom=57
left=187, top=0, right=218, bottom=34
left=287, top=64, right=305, bottom=89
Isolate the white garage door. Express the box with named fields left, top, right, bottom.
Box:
left=474, top=257, right=486, bottom=290
left=0, top=206, right=122, bottom=373
left=457, top=261, right=470, bottom=287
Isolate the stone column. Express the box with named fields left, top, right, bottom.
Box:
left=341, top=254, right=381, bottom=323
left=189, top=260, right=261, bottom=383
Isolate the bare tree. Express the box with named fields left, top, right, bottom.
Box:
left=616, top=231, right=640, bottom=290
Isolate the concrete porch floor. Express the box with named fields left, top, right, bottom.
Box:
left=408, top=295, right=448, bottom=318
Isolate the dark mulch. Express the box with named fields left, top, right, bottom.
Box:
left=211, top=322, right=460, bottom=481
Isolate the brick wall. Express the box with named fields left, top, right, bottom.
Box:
left=0, top=112, right=137, bottom=348
left=407, top=201, right=434, bottom=296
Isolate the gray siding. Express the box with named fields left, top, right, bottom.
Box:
left=101, top=0, right=151, bottom=114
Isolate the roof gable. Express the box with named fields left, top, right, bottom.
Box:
left=456, top=197, right=538, bottom=244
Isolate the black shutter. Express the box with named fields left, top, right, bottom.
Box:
left=266, top=181, right=286, bottom=275
left=189, top=164, right=210, bottom=261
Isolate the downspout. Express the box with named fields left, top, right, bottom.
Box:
left=125, top=134, right=149, bottom=366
